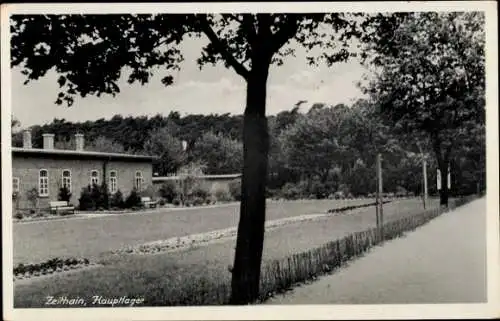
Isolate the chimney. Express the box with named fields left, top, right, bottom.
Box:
left=42, top=133, right=55, bottom=149
left=22, top=130, right=32, bottom=149
left=75, top=133, right=84, bottom=151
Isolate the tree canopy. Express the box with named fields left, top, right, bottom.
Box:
left=359, top=12, right=485, bottom=205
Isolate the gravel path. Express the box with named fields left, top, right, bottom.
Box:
left=266, top=198, right=487, bottom=304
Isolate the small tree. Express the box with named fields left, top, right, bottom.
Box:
left=110, top=190, right=125, bottom=209
left=12, top=191, right=20, bottom=210
left=26, top=188, right=39, bottom=214
left=228, top=180, right=242, bottom=201
left=125, top=188, right=142, bottom=209
left=58, top=186, right=72, bottom=202
left=78, top=185, right=95, bottom=211
left=178, top=161, right=207, bottom=205
left=159, top=181, right=179, bottom=203
left=88, top=183, right=109, bottom=210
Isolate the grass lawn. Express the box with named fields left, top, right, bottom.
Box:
left=13, top=198, right=374, bottom=264
left=14, top=198, right=439, bottom=307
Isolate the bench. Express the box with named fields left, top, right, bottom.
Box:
left=49, top=201, right=75, bottom=215
left=141, top=197, right=158, bottom=208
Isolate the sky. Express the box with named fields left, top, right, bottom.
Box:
left=11, top=35, right=369, bottom=128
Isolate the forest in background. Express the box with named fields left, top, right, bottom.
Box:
left=12, top=98, right=485, bottom=199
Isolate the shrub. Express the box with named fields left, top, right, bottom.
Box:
left=125, top=188, right=142, bottom=209
left=110, top=190, right=125, bottom=209
left=228, top=180, right=242, bottom=201
left=266, top=187, right=279, bottom=199
left=158, top=198, right=166, bottom=206
left=296, top=180, right=310, bottom=199
left=58, top=186, right=72, bottom=202
left=337, top=183, right=351, bottom=196
left=172, top=197, right=181, bottom=206
left=12, top=191, right=20, bottom=209
left=140, top=185, right=156, bottom=199
left=395, top=186, right=407, bottom=197
left=192, top=196, right=205, bottom=206
left=94, top=183, right=110, bottom=209
left=159, top=181, right=178, bottom=203
left=280, top=182, right=301, bottom=200
left=191, top=184, right=210, bottom=200
left=309, top=179, right=327, bottom=199
left=78, top=183, right=110, bottom=211
left=26, top=188, right=39, bottom=212
left=14, top=212, right=23, bottom=220
left=333, top=191, right=345, bottom=199
left=210, top=183, right=233, bottom=202
left=78, top=185, right=95, bottom=211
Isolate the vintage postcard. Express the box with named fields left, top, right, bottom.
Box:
left=1, top=1, right=499, bottom=320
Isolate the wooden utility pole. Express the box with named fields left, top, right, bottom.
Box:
left=422, top=158, right=428, bottom=209
left=377, top=153, right=384, bottom=229
left=375, top=153, right=384, bottom=236
left=416, top=142, right=427, bottom=209
left=375, top=156, right=380, bottom=230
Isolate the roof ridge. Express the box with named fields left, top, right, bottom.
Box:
left=11, top=147, right=157, bottom=160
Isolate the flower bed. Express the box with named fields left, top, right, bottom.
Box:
left=112, top=214, right=329, bottom=256
left=13, top=257, right=94, bottom=281
left=327, top=199, right=392, bottom=214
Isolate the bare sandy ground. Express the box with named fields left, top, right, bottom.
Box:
left=266, top=198, right=487, bottom=304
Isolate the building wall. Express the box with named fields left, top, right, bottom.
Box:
left=12, top=155, right=152, bottom=210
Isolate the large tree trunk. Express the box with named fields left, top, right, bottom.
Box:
left=230, top=61, right=270, bottom=304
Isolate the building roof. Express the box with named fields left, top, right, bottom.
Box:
left=12, top=147, right=157, bottom=162
left=153, top=173, right=242, bottom=181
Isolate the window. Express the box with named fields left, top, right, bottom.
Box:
left=39, top=169, right=49, bottom=196
left=90, top=170, right=99, bottom=186
left=135, top=171, right=143, bottom=191
left=13, top=177, right=20, bottom=193
left=109, top=170, right=117, bottom=194
left=62, top=170, right=71, bottom=192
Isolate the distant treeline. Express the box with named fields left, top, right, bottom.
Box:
left=13, top=111, right=243, bottom=152
left=12, top=100, right=485, bottom=198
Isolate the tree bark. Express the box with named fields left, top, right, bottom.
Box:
left=230, top=58, right=270, bottom=304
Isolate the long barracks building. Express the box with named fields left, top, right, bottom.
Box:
left=12, top=130, right=156, bottom=209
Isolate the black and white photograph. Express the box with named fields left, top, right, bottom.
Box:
left=1, top=2, right=498, bottom=320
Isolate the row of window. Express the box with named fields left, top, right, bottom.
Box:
left=13, top=170, right=144, bottom=197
